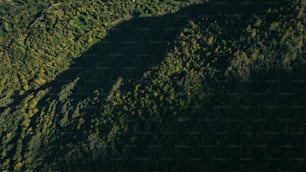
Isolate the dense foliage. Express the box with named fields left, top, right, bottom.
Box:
left=0, top=0, right=203, bottom=107
left=1, top=0, right=305, bottom=171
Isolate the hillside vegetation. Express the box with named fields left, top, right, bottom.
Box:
left=1, top=0, right=306, bottom=171
left=0, top=0, right=203, bottom=107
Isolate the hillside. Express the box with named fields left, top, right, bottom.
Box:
left=1, top=0, right=306, bottom=171
left=0, top=0, right=203, bottom=108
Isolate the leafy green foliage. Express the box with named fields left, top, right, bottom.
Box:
left=0, top=0, right=203, bottom=108
left=0, top=0, right=305, bottom=171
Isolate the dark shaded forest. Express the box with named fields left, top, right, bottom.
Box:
left=0, top=0, right=305, bottom=171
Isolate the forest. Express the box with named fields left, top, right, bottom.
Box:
left=0, top=0, right=305, bottom=171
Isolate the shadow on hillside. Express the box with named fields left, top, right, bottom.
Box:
left=37, top=0, right=276, bottom=100
left=45, top=5, right=199, bottom=103
left=43, top=1, right=292, bottom=171
left=0, top=0, right=278, bottom=113
left=37, top=3, right=219, bottom=170
left=1, top=1, right=292, bottom=170
left=0, top=2, right=201, bottom=114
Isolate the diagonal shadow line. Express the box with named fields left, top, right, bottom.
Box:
left=0, top=2, right=210, bottom=115
left=44, top=4, right=205, bottom=103
left=0, top=0, right=281, bottom=116
left=0, top=1, right=290, bottom=170
left=41, top=0, right=280, bottom=102
left=0, top=0, right=276, bottom=115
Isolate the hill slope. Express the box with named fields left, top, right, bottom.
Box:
left=1, top=0, right=306, bottom=171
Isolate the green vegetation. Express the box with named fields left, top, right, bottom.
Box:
left=0, top=0, right=203, bottom=108
left=1, top=0, right=306, bottom=171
